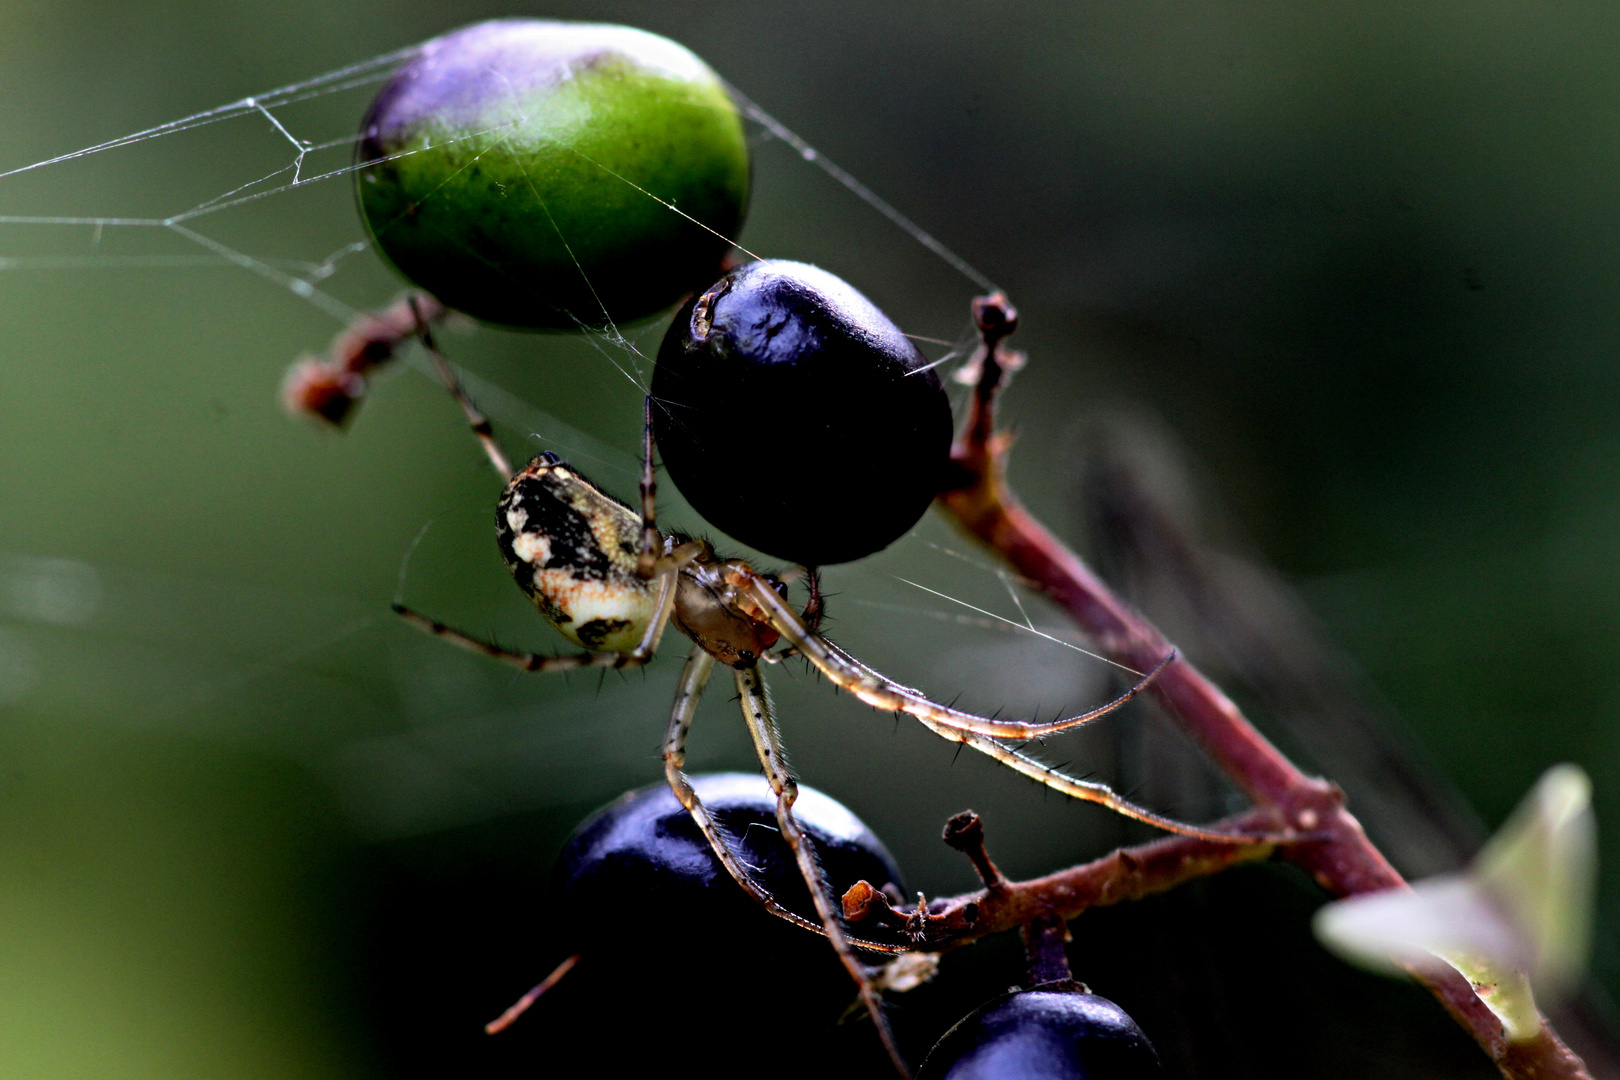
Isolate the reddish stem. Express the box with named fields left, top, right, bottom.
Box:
left=932, top=293, right=1589, bottom=1080
left=854, top=807, right=1282, bottom=949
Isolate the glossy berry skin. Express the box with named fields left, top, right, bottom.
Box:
left=528, top=774, right=906, bottom=1072
left=356, top=19, right=750, bottom=330
left=651, top=260, right=954, bottom=566
left=554, top=771, right=905, bottom=943
left=918, top=989, right=1165, bottom=1080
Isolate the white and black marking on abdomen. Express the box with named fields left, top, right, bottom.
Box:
left=495, top=453, right=657, bottom=653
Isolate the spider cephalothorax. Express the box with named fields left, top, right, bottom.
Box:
left=668, top=556, right=784, bottom=668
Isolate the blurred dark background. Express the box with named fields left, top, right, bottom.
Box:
left=1, top=1, right=1617, bottom=1076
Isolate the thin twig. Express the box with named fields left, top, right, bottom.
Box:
left=842, top=807, right=1279, bottom=950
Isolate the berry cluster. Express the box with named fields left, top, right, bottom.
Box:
left=536, top=776, right=1163, bottom=1077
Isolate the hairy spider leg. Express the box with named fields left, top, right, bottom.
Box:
left=733, top=661, right=911, bottom=1077
left=742, top=572, right=1172, bottom=739
left=637, top=394, right=660, bottom=580
left=409, top=297, right=512, bottom=478
left=802, top=567, right=825, bottom=632
left=829, top=637, right=1253, bottom=843
left=661, top=651, right=804, bottom=918
left=737, top=571, right=1259, bottom=844
left=660, top=648, right=909, bottom=953
left=762, top=565, right=824, bottom=663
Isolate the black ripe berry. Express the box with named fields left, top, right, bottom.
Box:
left=918, top=989, right=1165, bottom=1080
left=554, top=771, right=905, bottom=941
left=523, top=774, right=908, bottom=1072
left=652, top=260, right=954, bottom=566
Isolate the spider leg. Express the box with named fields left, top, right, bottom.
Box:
left=636, top=394, right=659, bottom=580
left=798, top=566, right=825, bottom=634
left=902, top=687, right=1245, bottom=840
left=661, top=650, right=911, bottom=952
left=409, top=296, right=513, bottom=480
left=763, top=566, right=824, bottom=663
left=661, top=650, right=821, bottom=935
left=743, top=572, right=1172, bottom=739
left=392, top=549, right=688, bottom=674
left=392, top=604, right=656, bottom=673
left=827, top=636, right=1255, bottom=843
left=733, top=663, right=910, bottom=1078
left=739, top=573, right=1256, bottom=844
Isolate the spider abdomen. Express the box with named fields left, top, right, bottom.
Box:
left=652, top=260, right=954, bottom=566
left=496, top=454, right=656, bottom=652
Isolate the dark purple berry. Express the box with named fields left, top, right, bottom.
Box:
left=520, top=774, right=907, bottom=1071
left=919, top=988, right=1165, bottom=1080
left=651, top=260, right=955, bottom=566
left=554, top=771, right=904, bottom=943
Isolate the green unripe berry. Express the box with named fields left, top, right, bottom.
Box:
left=356, top=19, right=750, bottom=330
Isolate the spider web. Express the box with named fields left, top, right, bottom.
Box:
left=0, top=38, right=1199, bottom=857
left=0, top=49, right=992, bottom=386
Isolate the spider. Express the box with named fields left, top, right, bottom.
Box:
left=384, top=306, right=1244, bottom=1073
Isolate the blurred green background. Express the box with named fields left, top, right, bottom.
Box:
left=1, top=1, right=1617, bottom=1076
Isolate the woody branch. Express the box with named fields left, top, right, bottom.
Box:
left=925, top=292, right=1589, bottom=1080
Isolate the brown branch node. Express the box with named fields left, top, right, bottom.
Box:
left=842, top=879, right=909, bottom=932
left=942, top=810, right=1007, bottom=891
